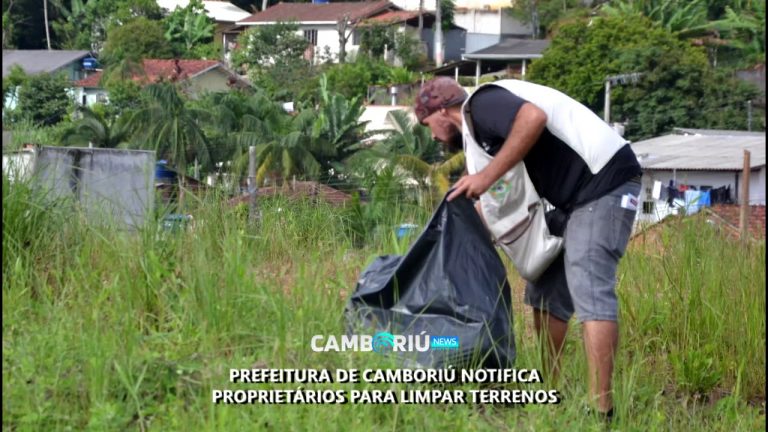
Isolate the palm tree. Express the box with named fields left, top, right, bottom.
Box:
left=126, top=83, right=211, bottom=174
left=312, top=74, right=372, bottom=184
left=60, top=107, right=131, bottom=148
left=216, top=91, right=321, bottom=186
left=383, top=109, right=465, bottom=201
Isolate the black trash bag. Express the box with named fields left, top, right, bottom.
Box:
left=344, top=195, right=515, bottom=368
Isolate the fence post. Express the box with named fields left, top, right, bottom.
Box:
left=739, top=150, right=751, bottom=241
left=248, top=146, right=260, bottom=225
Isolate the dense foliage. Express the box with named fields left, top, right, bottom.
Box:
left=528, top=15, right=762, bottom=140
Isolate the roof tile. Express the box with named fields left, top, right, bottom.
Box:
left=238, top=1, right=395, bottom=24
left=73, top=59, right=221, bottom=88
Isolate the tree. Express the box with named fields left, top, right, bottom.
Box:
left=358, top=23, right=395, bottom=59
left=15, top=71, right=72, bottom=126
left=60, top=106, right=131, bottom=148
left=50, top=0, right=89, bottom=49
left=231, top=22, right=313, bottom=99
left=599, top=0, right=766, bottom=68
left=126, top=83, right=211, bottom=173
left=163, top=0, right=216, bottom=58
left=384, top=109, right=464, bottom=199
left=100, top=17, right=174, bottom=64
left=509, top=0, right=590, bottom=38
left=311, top=75, right=371, bottom=183
left=528, top=15, right=762, bottom=140
left=440, top=0, right=455, bottom=31
left=2, top=0, right=14, bottom=48
left=48, top=0, right=163, bottom=51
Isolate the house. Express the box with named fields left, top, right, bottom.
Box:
left=426, top=37, right=549, bottom=85
left=362, top=9, right=467, bottom=64
left=156, top=0, right=252, bottom=45
left=2, top=49, right=99, bottom=109
left=73, top=59, right=252, bottom=106
left=230, top=1, right=398, bottom=64
left=461, top=37, right=549, bottom=84
left=630, top=128, right=766, bottom=225
left=227, top=0, right=464, bottom=65
left=2, top=49, right=96, bottom=81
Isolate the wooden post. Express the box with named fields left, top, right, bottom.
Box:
left=604, top=80, right=611, bottom=123
left=248, top=146, right=259, bottom=225
left=739, top=150, right=751, bottom=240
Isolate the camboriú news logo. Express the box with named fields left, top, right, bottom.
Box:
left=311, top=332, right=459, bottom=353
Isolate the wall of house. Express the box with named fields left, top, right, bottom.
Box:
left=389, top=0, right=437, bottom=11
left=465, top=33, right=500, bottom=54
left=640, top=168, right=766, bottom=207
left=73, top=87, right=109, bottom=107
left=186, top=69, right=235, bottom=97
left=419, top=28, right=467, bottom=63
left=300, top=24, right=361, bottom=63
left=454, top=9, right=500, bottom=34
left=499, top=10, right=532, bottom=35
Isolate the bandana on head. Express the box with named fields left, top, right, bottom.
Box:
left=414, top=77, right=468, bottom=123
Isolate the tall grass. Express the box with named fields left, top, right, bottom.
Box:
left=2, top=179, right=765, bottom=431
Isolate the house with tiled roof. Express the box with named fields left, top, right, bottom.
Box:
left=73, top=59, right=252, bottom=106
left=225, top=0, right=465, bottom=65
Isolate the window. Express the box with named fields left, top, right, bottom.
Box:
left=352, top=29, right=361, bottom=46
left=642, top=201, right=654, bottom=214
left=303, top=29, right=318, bottom=46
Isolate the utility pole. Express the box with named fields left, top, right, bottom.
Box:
left=739, top=150, right=751, bottom=241
left=434, top=0, right=443, bottom=67
left=248, top=146, right=260, bottom=225
left=747, top=100, right=753, bottom=131
left=604, top=72, right=643, bottom=124
left=43, top=0, right=51, bottom=50
left=603, top=80, right=611, bottom=123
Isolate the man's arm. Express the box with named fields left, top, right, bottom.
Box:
left=447, top=102, right=547, bottom=201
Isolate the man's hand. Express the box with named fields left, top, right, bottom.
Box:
left=447, top=172, right=494, bottom=201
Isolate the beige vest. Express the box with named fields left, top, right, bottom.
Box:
left=461, top=87, right=563, bottom=282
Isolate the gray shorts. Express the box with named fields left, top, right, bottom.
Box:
left=524, top=179, right=641, bottom=323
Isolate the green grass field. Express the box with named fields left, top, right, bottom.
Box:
left=3, top=179, right=765, bottom=431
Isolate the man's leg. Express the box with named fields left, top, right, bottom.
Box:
left=564, top=179, right=640, bottom=417
left=583, top=320, right=618, bottom=413
left=532, top=308, right=568, bottom=382
left=524, top=251, right=574, bottom=384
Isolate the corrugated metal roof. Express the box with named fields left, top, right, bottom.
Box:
left=2, top=50, right=90, bottom=77
left=463, top=38, right=549, bottom=60
left=157, top=0, right=252, bottom=22
left=631, top=129, right=766, bottom=171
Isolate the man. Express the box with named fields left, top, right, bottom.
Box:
left=414, top=77, right=642, bottom=419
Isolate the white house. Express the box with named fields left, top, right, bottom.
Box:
left=231, top=1, right=400, bottom=64
left=631, top=128, right=766, bottom=224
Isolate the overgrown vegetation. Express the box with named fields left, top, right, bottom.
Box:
left=2, top=172, right=765, bottom=430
